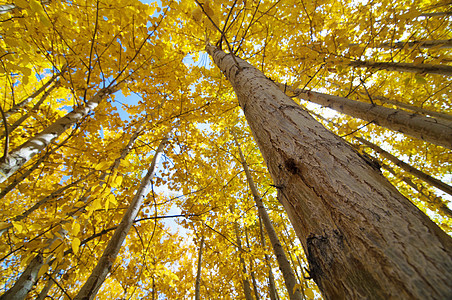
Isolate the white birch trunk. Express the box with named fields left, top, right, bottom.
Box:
left=0, top=254, right=43, bottom=300
left=0, top=86, right=117, bottom=184
left=277, top=84, right=452, bottom=149
left=233, top=131, right=303, bottom=300
left=207, top=45, right=452, bottom=299
left=73, top=135, right=168, bottom=300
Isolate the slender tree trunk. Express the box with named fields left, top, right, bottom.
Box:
left=0, top=254, right=43, bottom=300
left=0, top=172, right=93, bottom=236
left=5, top=68, right=63, bottom=119
left=233, top=131, right=303, bottom=300
left=195, top=235, right=205, bottom=300
left=372, top=95, right=452, bottom=123
left=207, top=45, right=452, bottom=299
left=0, top=86, right=117, bottom=184
left=258, top=217, right=278, bottom=300
left=0, top=132, right=72, bottom=200
left=420, top=11, right=452, bottom=17
left=355, top=136, right=452, bottom=197
left=378, top=39, right=452, bottom=49
left=230, top=205, right=254, bottom=300
left=1, top=84, right=57, bottom=139
left=73, top=134, right=168, bottom=300
left=277, top=84, right=452, bottom=149
left=379, top=160, right=452, bottom=219
left=348, top=59, right=452, bottom=76
left=244, top=227, right=260, bottom=300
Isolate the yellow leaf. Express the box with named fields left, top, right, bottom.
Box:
left=113, top=175, right=122, bottom=188
left=305, top=287, right=315, bottom=299
left=29, top=0, right=44, bottom=13
left=108, top=193, right=117, bottom=205
left=191, top=7, right=203, bottom=22
left=14, top=0, right=29, bottom=9
left=38, top=264, right=49, bottom=278
left=12, top=222, right=23, bottom=233
left=72, top=222, right=80, bottom=236
left=72, top=237, right=80, bottom=254
left=94, top=161, right=110, bottom=171
left=92, top=198, right=102, bottom=211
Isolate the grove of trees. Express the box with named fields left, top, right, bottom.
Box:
left=0, top=0, right=451, bottom=299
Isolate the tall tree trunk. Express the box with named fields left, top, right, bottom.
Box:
left=0, top=130, right=73, bottom=200
left=0, top=172, right=93, bottom=236
left=355, top=136, right=452, bottom=197
left=277, top=84, right=452, bottom=149
left=5, top=67, right=64, bottom=119
left=1, top=84, right=57, bottom=140
left=244, top=227, right=261, bottom=300
left=378, top=160, right=452, bottom=219
left=258, top=217, right=279, bottom=300
left=73, top=135, right=168, bottom=300
left=195, top=235, right=205, bottom=300
left=0, top=86, right=117, bottom=184
left=233, top=131, right=303, bottom=300
left=371, top=95, right=452, bottom=123
left=420, top=11, right=452, bottom=17
left=0, top=254, right=43, bottom=300
left=348, top=59, right=452, bottom=76
left=378, top=39, right=452, bottom=49
left=230, top=205, right=254, bottom=300
left=207, top=45, right=452, bottom=299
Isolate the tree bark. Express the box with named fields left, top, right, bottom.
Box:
left=0, top=254, right=43, bottom=300
left=73, top=135, right=168, bottom=300
left=195, top=235, right=204, bottom=300
left=378, top=160, right=452, bottom=219
left=0, top=86, right=117, bottom=184
left=233, top=131, right=303, bottom=300
left=230, top=205, right=254, bottom=300
left=378, top=39, right=452, bottom=49
left=277, top=84, right=452, bottom=149
left=207, top=45, right=452, bottom=299
left=348, top=60, right=452, bottom=76
left=244, top=227, right=261, bottom=300
left=5, top=68, right=64, bottom=119
left=258, top=217, right=279, bottom=300
left=1, top=84, right=57, bottom=140
left=355, top=136, right=452, bottom=197
left=371, top=95, right=452, bottom=123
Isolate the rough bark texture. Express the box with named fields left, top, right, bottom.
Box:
left=233, top=132, right=302, bottom=300
left=278, top=84, right=452, bottom=149
left=356, top=137, right=452, bottom=197
left=207, top=45, right=452, bottom=300
left=349, top=59, right=452, bottom=76
left=259, top=217, right=278, bottom=300
left=0, top=86, right=117, bottom=184
left=73, top=135, right=168, bottom=300
left=0, top=254, right=43, bottom=300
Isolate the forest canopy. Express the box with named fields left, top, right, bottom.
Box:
left=0, top=0, right=451, bottom=299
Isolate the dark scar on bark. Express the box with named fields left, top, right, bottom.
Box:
left=285, top=158, right=299, bottom=174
